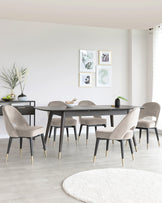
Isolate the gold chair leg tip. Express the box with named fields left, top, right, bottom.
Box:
left=135, top=147, right=137, bottom=152
left=31, top=156, right=33, bottom=164
left=122, top=159, right=124, bottom=166
left=93, top=156, right=96, bottom=163
left=58, top=152, right=61, bottom=159
left=6, top=154, right=8, bottom=161
left=44, top=150, right=47, bottom=157
left=158, top=141, right=160, bottom=146
left=132, top=153, right=134, bottom=160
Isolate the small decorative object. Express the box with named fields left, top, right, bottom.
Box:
left=115, top=96, right=128, bottom=108
left=79, top=73, right=93, bottom=87
left=65, top=98, right=77, bottom=108
left=16, top=67, right=28, bottom=101
left=96, top=66, right=112, bottom=87
left=1, top=95, right=14, bottom=101
left=99, top=50, right=112, bottom=65
left=0, top=64, right=18, bottom=99
left=80, top=50, right=96, bottom=72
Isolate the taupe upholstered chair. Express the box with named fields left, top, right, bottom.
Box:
left=78, top=100, right=107, bottom=144
left=2, top=105, right=46, bottom=163
left=136, top=102, right=160, bottom=149
left=93, top=108, right=140, bottom=166
left=48, top=101, right=77, bottom=144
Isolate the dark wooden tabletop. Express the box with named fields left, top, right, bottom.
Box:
left=35, top=105, right=136, bottom=112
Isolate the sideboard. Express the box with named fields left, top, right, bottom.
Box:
left=0, top=100, right=36, bottom=126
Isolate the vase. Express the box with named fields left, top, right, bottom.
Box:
left=18, top=93, right=27, bottom=101
left=115, top=98, right=120, bottom=108
left=10, top=89, right=16, bottom=99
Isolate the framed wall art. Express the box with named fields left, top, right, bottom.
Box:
left=79, top=72, right=93, bottom=87
left=80, top=50, right=96, bottom=72
left=96, top=66, right=112, bottom=87
left=98, top=50, right=112, bottom=65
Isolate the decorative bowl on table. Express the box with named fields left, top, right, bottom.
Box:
left=65, top=98, right=77, bottom=108
left=66, top=103, right=76, bottom=108
left=1, top=97, right=14, bottom=102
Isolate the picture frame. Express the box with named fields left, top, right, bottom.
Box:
left=96, top=66, right=112, bottom=87
left=79, top=72, right=93, bottom=87
left=98, top=50, right=112, bottom=65
left=80, top=50, right=96, bottom=72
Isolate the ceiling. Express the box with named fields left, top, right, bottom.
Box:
left=0, top=0, right=162, bottom=29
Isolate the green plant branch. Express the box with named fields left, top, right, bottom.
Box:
left=117, top=96, right=128, bottom=101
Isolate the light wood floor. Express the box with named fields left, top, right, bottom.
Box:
left=0, top=131, right=162, bottom=203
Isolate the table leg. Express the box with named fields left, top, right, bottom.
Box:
left=58, top=112, right=65, bottom=159
left=110, top=115, right=114, bottom=127
left=44, top=112, right=53, bottom=143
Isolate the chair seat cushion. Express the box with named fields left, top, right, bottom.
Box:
left=96, top=127, right=114, bottom=139
left=80, top=117, right=106, bottom=125
left=15, top=126, right=44, bottom=137
left=96, top=127, right=133, bottom=140
left=137, top=119, right=155, bottom=128
left=51, top=117, right=77, bottom=127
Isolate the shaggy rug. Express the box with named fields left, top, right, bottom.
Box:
left=62, top=168, right=162, bottom=203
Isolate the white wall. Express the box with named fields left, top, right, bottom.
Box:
left=0, top=20, right=147, bottom=137
left=129, top=30, right=148, bottom=106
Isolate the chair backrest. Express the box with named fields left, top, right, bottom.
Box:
left=2, top=105, right=28, bottom=137
left=139, top=102, right=160, bottom=126
left=109, top=108, right=140, bottom=140
left=78, top=100, right=101, bottom=121
left=48, top=101, right=71, bottom=118
left=48, top=101, right=66, bottom=107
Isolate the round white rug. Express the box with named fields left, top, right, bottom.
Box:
left=62, top=168, right=162, bottom=203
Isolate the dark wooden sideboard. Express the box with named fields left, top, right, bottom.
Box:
left=0, top=100, right=36, bottom=126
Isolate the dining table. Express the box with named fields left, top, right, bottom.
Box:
left=35, top=105, right=137, bottom=159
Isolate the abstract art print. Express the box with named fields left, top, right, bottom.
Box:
left=98, top=50, right=112, bottom=65
left=79, top=73, right=93, bottom=87
left=80, top=50, right=96, bottom=72
left=96, top=66, right=112, bottom=87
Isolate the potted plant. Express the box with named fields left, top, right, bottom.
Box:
left=115, top=96, right=128, bottom=108
left=0, top=64, right=18, bottom=99
left=16, top=67, right=28, bottom=101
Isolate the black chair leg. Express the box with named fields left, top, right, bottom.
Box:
left=73, top=126, right=77, bottom=144
left=6, top=137, right=12, bottom=161
left=120, top=140, right=124, bottom=166
left=78, top=124, right=83, bottom=140
left=139, top=128, right=142, bottom=143
left=49, top=126, right=53, bottom=139
left=93, top=138, right=100, bottom=162
left=66, top=128, right=69, bottom=142
left=132, top=134, right=137, bottom=152
left=29, top=137, right=33, bottom=163
left=53, top=127, right=57, bottom=143
left=20, top=137, right=23, bottom=155
left=86, top=126, right=89, bottom=144
left=95, top=126, right=97, bottom=131
left=155, top=127, right=160, bottom=146
left=41, top=134, right=47, bottom=157
left=146, top=129, right=149, bottom=149
left=106, top=140, right=109, bottom=156
left=128, top=139, right=134, bottom=160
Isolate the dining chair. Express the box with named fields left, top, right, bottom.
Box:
left=93, top=108, right=140, bottom=166
left=48, top=101, right=77, bottom=144
left=78, top=100, right=107, bottom=144
left=2, top=105, right=46, bottom=164
left=136, top=102, right=160, bottom=149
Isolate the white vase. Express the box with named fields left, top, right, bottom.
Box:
left=18, top=94, right=27, bottom=101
